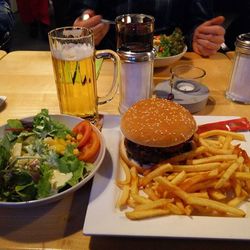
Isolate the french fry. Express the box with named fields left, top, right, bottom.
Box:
left=184, top=204, right=193, bottom=215
left=227, top=196, right=246, bottom=207
left=181, top=179, right=218, bottom=193
left=186, top=196, right=245, bottom=217
left=125, top=209, right=170, bottom=220
left=127, top=197, right=137, bottom=208
left=116, top=185, right=130, bottom=208
left=165, top=202, right=184, bottom=215
left=231, top=178, right=242, bottom=197
left=116, top=157, right=131, bottom=186
left=170, top=170, right=186, bottom=185
left=157, top=177, right=245, bottom=217
left=179, top=169, right=218, bottom=191
left=144, top=186, right=160, bottom=201
left=172, top=162, right=221, bottom=172
left=140, top=163, right=173, bottom=187
left=175, top=198, right=185, bottom=213
left=199, top=138, right=233, bottom=155
left=199, top=130, right=245, bottom=141
left=222, top=135, right=233, bottom=150
left=130, top=166, right=139, bottom=195
left=234, top=172, right=250, bottom=180
left=134, top=199, right=172, bottom=211
left=131, top=193, right=152, bottom=204
left=189, top=192, right=209, bottom=199
left=188, top=155, right=237, bottom=165
left=215, top=158, right=243, bottom=189
left=203, top=138, right=222, bottom=147
left=165, top=146, right=206, bottom=164
left=155, top=177, right=189, bottom=202
left=167, top=172, right=179, bottom=181
left=208, top=190, right=226, bottom=200
left=117, top=129, right=250, bottom=220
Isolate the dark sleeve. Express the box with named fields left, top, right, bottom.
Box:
left=53, top=0, right=100, bottom=27
left=224, top=0, right=250, bottom=50
left=0, top=1, right=14, bottom=39
left=183, top=0, right=214, bottom=50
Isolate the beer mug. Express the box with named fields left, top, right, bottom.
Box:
left=48, top=27, right=120, bottom=121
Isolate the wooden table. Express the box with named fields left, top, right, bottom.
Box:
left=226, top=51, right=235, bottom=60
left=0, top=50, right=7, bottom=59
left=0, top=51, right=249, bottom=250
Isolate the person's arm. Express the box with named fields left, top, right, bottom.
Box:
left=192, top=16, right=225, bottom=56
left=184, top=0, right=225, bottom=57
left=73, top=9, right=109, bottom=46
left=62, top=0, right=108, bottom=46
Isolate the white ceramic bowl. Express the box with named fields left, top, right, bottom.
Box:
left=154, top=46, right=187, bottom=68
left=0, top=114, right=106, bottom=207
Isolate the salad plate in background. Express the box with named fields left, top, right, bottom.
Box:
left=0, top=110, right=106, bottom=207
left=154, top=28, right=187, bottom=68
left=154, top=46, right=187, bottom=68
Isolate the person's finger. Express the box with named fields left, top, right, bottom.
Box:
left=202, top=16, right=225, bottom=26
left=195, top=43, right=217, bottom=57
left=192, top=43, right=202, bottom=55
left=196, top=25, right=225, bottom=36
left=74, top=15, right=102, bottom=29
left=81, top=10, right=96, bottom=21
left=196, top=39, right=221, bottom=51
left=83, top=9, right=95, bottom=18
left=195, top=33, right=224, bottom=44
left=92, top=23, right=110, bottom=45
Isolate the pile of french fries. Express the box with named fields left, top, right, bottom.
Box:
left=116, top=130, right=250, bottom=220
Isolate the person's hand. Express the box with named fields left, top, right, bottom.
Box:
left=73, top=9, right=110, bottom=46
left=192, top=16, right=225, bottom=57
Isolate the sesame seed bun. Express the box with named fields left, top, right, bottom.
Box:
left=120, top=98, right=197, bottom=147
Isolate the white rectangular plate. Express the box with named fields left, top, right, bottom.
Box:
left=83, top=115, right=250, bottom=239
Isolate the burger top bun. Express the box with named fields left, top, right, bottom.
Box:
left=120, top=98, right=197, bottom=147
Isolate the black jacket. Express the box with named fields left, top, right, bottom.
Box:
left=0, top=0, right=14, bottom=50
left=60, top=0, right=214, bottom=50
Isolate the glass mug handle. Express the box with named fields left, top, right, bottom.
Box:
left=95, top=49, right=120, bottom=105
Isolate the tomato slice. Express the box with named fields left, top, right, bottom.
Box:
left=72, top=120, right=92, bottom=147
left=78, top=130, right=100, bottom=163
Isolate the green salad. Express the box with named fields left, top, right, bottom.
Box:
left=0, top=109, right=93, bottom=202
left=154, top=28, right=186, bottom=57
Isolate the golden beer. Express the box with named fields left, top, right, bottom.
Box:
left=52, top=53, right=98, bottom=119
left=49, top=27, right=120, bottom=121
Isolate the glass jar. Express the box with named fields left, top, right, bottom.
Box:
left=226, top=33, right=250, bottom=104
left=118, top=49, right=155, bottom=114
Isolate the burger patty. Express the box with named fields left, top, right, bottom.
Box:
left=124, top=137, right=195, bottom=165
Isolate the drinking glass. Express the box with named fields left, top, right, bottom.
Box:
left=48, top=27, right=120, bottom=122
left=170, top=64, right=206, bottom=93
left=115, top=14, right=154, bottom=53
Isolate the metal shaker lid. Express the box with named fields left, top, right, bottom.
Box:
left=117, top=48, right=156, bottom=63
left=236, top=33, right=250, bottom=54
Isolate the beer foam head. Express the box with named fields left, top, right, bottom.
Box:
left=51, top=43, right=94, bottom=61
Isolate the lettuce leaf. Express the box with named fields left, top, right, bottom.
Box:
left=37, top=164, right=53, bottom=198
left=7, top=119, right=24, bottom=129
left=0, top=169, right=37, bottom=202
left=32, top=109, right=71, bottom=139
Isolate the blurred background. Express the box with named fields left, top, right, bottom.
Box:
left=1, top=0, right=246, bottom=52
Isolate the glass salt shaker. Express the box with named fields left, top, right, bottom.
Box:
left=118, top=49, right=155, bottom=114
left=226, top=33, right=250, bottom=104
left=115, top=14, right=155, bottom=114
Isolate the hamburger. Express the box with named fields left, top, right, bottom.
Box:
left=120, top=98, right=197, bottom=166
